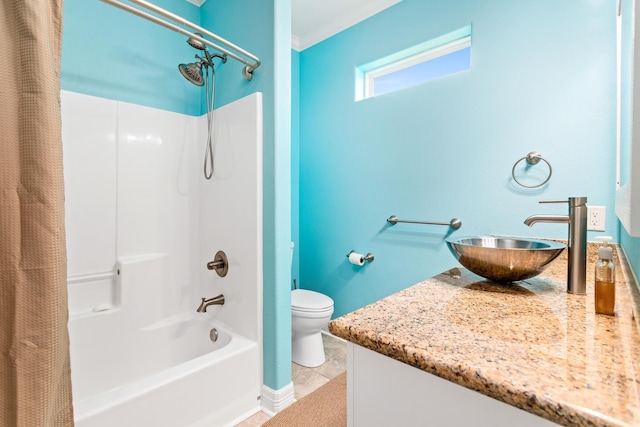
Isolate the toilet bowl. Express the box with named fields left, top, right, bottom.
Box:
left=291, top=289, right=334, bottom=367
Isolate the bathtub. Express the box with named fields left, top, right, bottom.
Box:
left=69, top=311, right=261, bottom=427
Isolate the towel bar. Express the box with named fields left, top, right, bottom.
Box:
left=387, top=215, right=462, bottom=229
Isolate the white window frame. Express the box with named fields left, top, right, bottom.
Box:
left=356, top=25, right=472, bottom=101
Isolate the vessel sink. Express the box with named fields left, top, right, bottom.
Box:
left=445, top=236, right=566, bottom=283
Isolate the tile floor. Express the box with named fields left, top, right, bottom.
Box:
left=235, top=332, right=347, bottom=426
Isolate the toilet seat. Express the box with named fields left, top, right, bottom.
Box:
left=291, top=289, right=333, bottom=313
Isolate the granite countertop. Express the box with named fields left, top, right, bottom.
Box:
left=328, top=243, right=640, bottom=427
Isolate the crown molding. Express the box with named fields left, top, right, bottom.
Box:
left=185, top=0, right=207, bottom=6
left=293, top=0, right=401, bottom=51
left=291, top=34, right=302, bottom=52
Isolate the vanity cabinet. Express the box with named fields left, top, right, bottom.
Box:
left=346, top=343, right=557, bottom=427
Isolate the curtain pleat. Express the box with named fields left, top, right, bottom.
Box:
left=0, top=0, right=74, bottom=425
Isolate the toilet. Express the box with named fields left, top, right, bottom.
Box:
left=291, top=288, right=334, bottom=367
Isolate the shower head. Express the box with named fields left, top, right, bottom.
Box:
left=178, top=62, right=204, bottom=86
left=187, top=32, right=207, bottom=51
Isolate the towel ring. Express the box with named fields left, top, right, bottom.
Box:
left=511, top=151, right=552, bottom=188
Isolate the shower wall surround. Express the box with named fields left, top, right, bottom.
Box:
left=63, top=88, right=262, bottom=325
left=62, top=90, right=200, bottom=315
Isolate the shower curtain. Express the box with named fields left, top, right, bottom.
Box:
left=0, top=1, right=74, bottom=426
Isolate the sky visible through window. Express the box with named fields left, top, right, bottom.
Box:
left=372, top=47, right=471, bottom=97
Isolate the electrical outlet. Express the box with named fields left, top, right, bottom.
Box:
left=588, top=206, right=606, bottom=231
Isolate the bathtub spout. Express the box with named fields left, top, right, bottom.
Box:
left=197, top=294, right=225, bottom=313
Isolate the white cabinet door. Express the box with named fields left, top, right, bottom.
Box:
left=348, top=343, right=558, bottom=427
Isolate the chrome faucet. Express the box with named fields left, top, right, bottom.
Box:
left=196, top=294, right=225, bottom=312
left=524, top=197, right=587, bottom=295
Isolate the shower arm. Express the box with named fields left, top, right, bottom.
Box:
left=99, top=0, right=261, bottom=80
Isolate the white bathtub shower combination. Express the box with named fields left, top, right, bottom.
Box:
left=62, top=91, right=263, bottom=427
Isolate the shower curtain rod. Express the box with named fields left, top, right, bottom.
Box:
left=99, top=0, right=261, bottom=80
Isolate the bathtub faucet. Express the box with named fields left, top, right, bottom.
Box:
left=197, top=294, right=225, bottom=313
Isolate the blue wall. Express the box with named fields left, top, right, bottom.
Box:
left=62, top=0, right=292, bottom=392
left=61, top=0, right=201, bottom=115
left=298, top=0, right=619, bottom=318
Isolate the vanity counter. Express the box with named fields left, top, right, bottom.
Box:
left=328, top=246, right=640, bottom=426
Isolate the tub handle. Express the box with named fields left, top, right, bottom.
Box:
left=207, top=251, right=228, bottom=277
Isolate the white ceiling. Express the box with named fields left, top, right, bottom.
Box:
left=291, top=0, right=401, bottom=51
left=186, top=0, right=401, bottom=52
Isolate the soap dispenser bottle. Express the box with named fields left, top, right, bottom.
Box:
left=594, top=236, right=615, bottom=315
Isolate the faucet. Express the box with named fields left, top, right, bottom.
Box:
left=196, top=294, right=225, bottom=312
left=524, top=196, right=587, bottom=295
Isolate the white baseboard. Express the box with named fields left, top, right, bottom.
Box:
left=321, top=328, right=347, bottom=343
left=260, top=382, right=296, bottom=416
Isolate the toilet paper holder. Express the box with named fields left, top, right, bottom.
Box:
left=346, top=250, right=374, bottom=263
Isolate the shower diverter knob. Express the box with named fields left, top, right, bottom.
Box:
left=206, top=251, right=228, bottom=277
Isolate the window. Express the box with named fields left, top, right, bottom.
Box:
left=356, top=25, right=471, bottom=100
